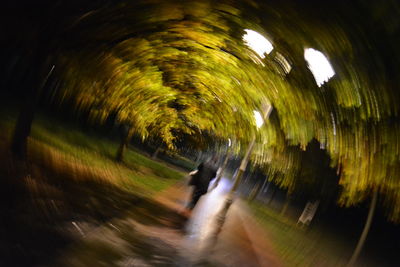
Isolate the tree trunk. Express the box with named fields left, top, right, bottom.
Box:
left=280, top=191, right=291, bottom=217
left=10, top=51, right=54, bottom=160
left=261, top=176, right=269, bottom=192
left=116, top=138, right=126, bottom=162
left=231, top=136, right=256, bottom=193
left=267, top=185, right=278, bottom=205
left=249, top=175, right=269, bottom=202
left=116, top=126, right=132, bottom=162
left=152, top=146, right=161, bottom=159
left=211, top=153, right=230, bottom=190
left=9, top=8, right=59, bottom=160
left=11, top=100, right=36, bottom=160
left=347, top=189, right=378, bottom=267
left=248, top=182, right=261, bottom=201
left=209, top=136, right=256, bottom=247
left=211, top=104, right=272, bottom=247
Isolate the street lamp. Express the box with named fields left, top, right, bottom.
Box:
left=304, top=48, right=335, bottom=87
left=254, top=110, right=264, bottom=128
left=230, top=105, right=272, bottom=193
left=243, top=29, right=274, bottom=58
left=210, top=104, right=273, bottom=246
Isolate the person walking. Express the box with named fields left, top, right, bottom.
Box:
left=187, top=157, right=218, bottom=210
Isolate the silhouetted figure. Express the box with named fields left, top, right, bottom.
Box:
left=187, top=158, right=218, bottom=210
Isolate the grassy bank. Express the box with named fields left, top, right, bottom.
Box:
left=0, top=109, right=190, bottom=266
left=248, top=201, right=352, bottom=267
left=1, top=110, right=186, bottom=195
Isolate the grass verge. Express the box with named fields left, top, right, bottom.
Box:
left=0, top=109, right=187, bottom=266
left=247, top=201, right=352, bottom=267
left=28, top=113, right=185, bottom=195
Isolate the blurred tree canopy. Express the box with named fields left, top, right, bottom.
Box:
left=2, top=0, right=400, bottom=221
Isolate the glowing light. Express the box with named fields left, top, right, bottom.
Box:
left=228, top=138, right=232, bottom=147
left=254, top=110, right=264, bottom=128
left=243, top=29, right=273, bottom=58
left=304, top=48, right=335, bottom=87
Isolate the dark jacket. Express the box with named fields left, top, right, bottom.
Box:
left=190, top=161, right=217, bottom=193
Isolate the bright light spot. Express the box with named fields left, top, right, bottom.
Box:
left=243, top=29, right=273, bottom=58
left=228, top=138, right=231, bottom=147
left=254, top=110, right=264, bottom=128
left=304, top=48, right=335, bottom=87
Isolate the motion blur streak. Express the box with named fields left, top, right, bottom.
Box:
left=0, top=0, right=399, bottom=266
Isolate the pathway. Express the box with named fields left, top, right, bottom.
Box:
left=50, top=177, right=283, bottom=267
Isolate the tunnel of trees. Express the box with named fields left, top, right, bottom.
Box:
left=1, top=0, right=400, bottom=264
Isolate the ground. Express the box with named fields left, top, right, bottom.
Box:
left=0, top=110, right=387, bottom=267
left=0, top=111, right=281, bottom=267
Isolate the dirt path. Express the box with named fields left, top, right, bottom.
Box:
left=50, top=179, right=283, bottom=267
